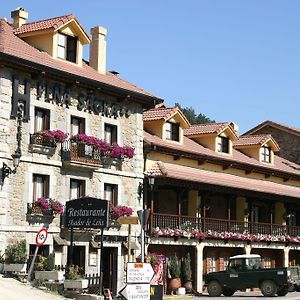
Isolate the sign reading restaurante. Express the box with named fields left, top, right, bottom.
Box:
left=65, top=197, right=109, bottom=229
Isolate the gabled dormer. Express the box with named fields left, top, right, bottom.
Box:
left=143, top=104, right=190, bottom=144
left=184, top=122, right=238, bottom=155
left=234, top=134, right=280, bottom=164
left=12, top=8, right=90, bottom=67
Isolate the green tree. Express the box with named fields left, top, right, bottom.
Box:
left=175, top=102, right=215, bottom=124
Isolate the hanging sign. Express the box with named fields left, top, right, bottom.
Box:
left=120, top=284, right=150, bottom=300
left=65, top=197, right=109, bottom=229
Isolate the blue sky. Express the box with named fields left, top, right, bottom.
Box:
left=2, top=1, right=300, bottom=133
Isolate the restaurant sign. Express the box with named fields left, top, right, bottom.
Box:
left=66, top=197, right=109, bottom=229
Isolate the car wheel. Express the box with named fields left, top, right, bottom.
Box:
left=207, top=280, right=223, bottom=297
left=277, top=286, right=289, bottom=296
left=260, top=280, right=277, bottom=297
left=223, top=287, right=235, bottom=296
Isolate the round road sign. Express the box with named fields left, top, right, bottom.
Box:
left=36, top=228, right=48, bottom=246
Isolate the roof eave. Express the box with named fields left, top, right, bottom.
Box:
left=0, top=52, right=163, bottom=108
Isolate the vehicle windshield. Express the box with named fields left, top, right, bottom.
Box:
left=228, top=257, right=261, bottom=271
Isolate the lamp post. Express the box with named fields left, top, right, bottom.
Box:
left=2, top=104, right=22, bottom=181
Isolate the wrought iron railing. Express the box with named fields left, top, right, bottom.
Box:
left=61, top=141, right=102, bottom=165
left=30, top=133, right=56, bottom=148
left=150, top=212, right=300, bottom=239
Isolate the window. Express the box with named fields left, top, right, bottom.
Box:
left=71, top=116, right=85, bottom=136
left=261, top=146, right=271, bottom=163
left=57, top=33, right=77, bottom=62
left=104, top=123, right=117, bottom=144
left=165, top=122, right=179, bottom=141
left=33, top=174, right=49, bottom=201
left=217, top=136, right=229, bottom=153
left=104, top=183, right=118, bottom=206
left=34, top=107, right=50, bottom=132
left=70, top=179, right=85, bottom=199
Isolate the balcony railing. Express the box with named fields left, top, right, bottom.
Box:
left=150, top=212, right=300, bottom=240
left=30, top=133, right=56, bottom=148
left=61, top=141, right=102, bottom=165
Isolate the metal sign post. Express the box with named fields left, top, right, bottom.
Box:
left=27, top=227, right=48, bottom=282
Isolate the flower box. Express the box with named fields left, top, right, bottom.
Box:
left=64, top=279, right=88, bottom=290
left=4, top=263, right=27, bottom=273
left=35, top=270, right=65, bottom=281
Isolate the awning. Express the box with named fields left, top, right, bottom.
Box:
left=90, top=240, right=101, bottom=248
left=53, top=235, right=70, bottom=246
left=146, top=161, right=300, bottom=199
left=123, top=241, right=140, bottom=250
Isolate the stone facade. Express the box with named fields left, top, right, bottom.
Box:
left=0, top=66, right=145, bottom=293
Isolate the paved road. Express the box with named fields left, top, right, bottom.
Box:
left=0, top=274, right=69, bottom=300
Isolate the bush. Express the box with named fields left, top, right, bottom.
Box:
left=169, top=255, right=181, bottom=278
left=182, top=252, right=192, bottom=281
left=65, top=265, right=82, bottom=280
left=5, top=240, right=27, bottom=264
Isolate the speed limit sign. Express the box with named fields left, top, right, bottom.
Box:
left=36, top=228, right=48, bottom=246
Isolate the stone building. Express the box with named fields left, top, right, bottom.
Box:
left=243, top=120, right=300, bottom=165
left=143, top=104, right=300, bottom=294
left=0, top=8, right=161, bottom=294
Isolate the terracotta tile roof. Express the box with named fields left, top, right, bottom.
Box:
left=0, top=19, right=160, bottom=100
left=243, top=120, right=300, bottom=137
left=184, top=122, right=230, bottom=136
left=144, top=130, right=300, bottom=177
left=13, top=14, right=76, bottom=35
left=234, top=134, right=273, bottom=147
left=143, top=107, right=179, bottom=122
left=145, top=161, right=300, bottom=199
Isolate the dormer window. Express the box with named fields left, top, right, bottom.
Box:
left=165, top=122, right=179, bottom=141
left=57, top=33, right=77, bottom=62
left=261, top=146, right=271, bottom=163
left=217, top=136, right=229, bottom=153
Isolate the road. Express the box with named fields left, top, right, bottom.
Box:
left=0, top=274, right=69, bottom=300
left=1, top=274, right=300, bottom=300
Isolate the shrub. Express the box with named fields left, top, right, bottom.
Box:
left=5, top=240, right=27, bottom=264
left=169, top=255, right=181, bottom=278
left=65, top=265, right=82, bottom=280
left=182, top=252, right=192, bottom=281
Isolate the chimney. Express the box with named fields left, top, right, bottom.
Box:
left=11, top=7, right=28, bottom=28
left=89, top=26, right=107, bottom=74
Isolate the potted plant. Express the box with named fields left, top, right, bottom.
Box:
left=4, top=240, right=27, bottom=273
left=168, top=255, right=181, bottom=294
left=182, top=252, right=192, bottom=293
left=64, top=265, right=88, bottom=291
left=34, top=253, right=64, bottom=281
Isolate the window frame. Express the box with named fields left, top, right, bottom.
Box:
left=104, top=123, right=118, bottom=144
left=70, top=179, right=86, bottom=199
left=217, top=136, right=230, bottom=153
left=34, top=107, right=50, bottom=133
left=57, top=32, right=77, bottom=63
left=104, top=183, right=118, bottom=206
left=261, top=146, right=271, bottom=163
left=71, top=116, right=85, bottom=136
left=32, top=174, right=49, bottom=201
left=165, top=122, right=180, bottom=142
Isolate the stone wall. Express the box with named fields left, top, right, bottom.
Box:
left=252, top=127, right=300, bottom=165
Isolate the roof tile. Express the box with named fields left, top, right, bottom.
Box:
left=0, top=19, right=159, bottom=99
left=184, top=122, right=230, bottom=136
left=145, top=161, right=300, bottom=199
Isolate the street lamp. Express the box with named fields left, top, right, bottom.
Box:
left=2, top=103, right=23, bottom=181
left=148, top=174, right=155, bottom=191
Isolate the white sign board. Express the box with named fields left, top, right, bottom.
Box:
left=127, top=263, right=154, bottom=283
left=120, top=284, right=150, bottom=300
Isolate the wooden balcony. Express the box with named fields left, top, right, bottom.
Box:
left=149, top=212, right=300, bottom=242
